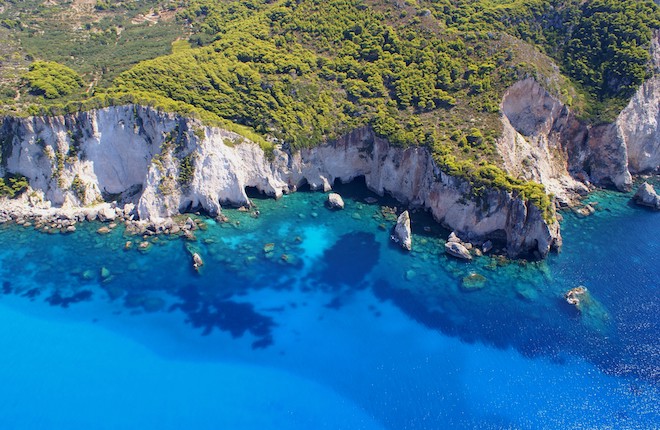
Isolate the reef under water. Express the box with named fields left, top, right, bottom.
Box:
left=0, top=177, right=657, bottom=429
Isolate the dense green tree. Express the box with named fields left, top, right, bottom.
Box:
left=24, top=61, right=84, bottom=99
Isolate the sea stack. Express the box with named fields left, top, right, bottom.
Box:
left=392, top=210, right=412, bottom=251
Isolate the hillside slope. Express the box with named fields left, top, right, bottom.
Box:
left=0, top=0, right=658, bottom=257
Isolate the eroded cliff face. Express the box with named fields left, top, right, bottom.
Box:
left=498, top=78, right=635, bottom=200
left=0, top=106, right=560, bottom=258
left=498, top=32, right=660, bottom=199
left=498, top=78, right=591, bottom=205
left=617, top=31, right=660, bottom=174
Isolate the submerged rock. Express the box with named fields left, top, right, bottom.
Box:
left=445, top=242, right=472, bottom=260
left=392, top=210, right=412, bottom=251
left=461, top=273, right=487, bottom=291
left=574, top=204, right=596, bottom=217
left=515, top=284, right=538, bottom=301
left=327, top=193, right=345, bottom=210
left=405, top=269, right=416, bottom=281
left=633, top=182, right=660, bottom=210
left=96, top=226, right=111, bottom=235
left=563, top=285, right=610, bottom=330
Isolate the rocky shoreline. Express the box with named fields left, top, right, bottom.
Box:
left=0, top=195, right=215, bottom=239
left=0, top=105, right=562, bottom=259
left=2, top=30, right=659, bottom=259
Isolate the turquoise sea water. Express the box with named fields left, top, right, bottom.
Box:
left=0, top=178, right=658, bottom=429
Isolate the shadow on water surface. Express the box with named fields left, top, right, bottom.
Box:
left=170, top=283, right=275, bottom=349
left=318, top=231, right=379, bottom=291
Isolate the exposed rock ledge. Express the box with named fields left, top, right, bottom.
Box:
left=0, top=105, right=560, bottom=258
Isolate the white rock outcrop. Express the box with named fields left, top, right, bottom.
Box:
left=0, top=106, right=561, bottom=258
left=618, top=32, right=660, bottom=175
left=498, top=78, right=632, bottom=199
left=97, top=206, right=117, bottom=222
left=497, top=31, right=660, bottom=199
left=633, top=182, right=660, bottom=210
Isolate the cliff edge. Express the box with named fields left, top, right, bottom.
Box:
left=497, top=32, right=660, bottom=202
left=0, top=105, right=560, bottom=258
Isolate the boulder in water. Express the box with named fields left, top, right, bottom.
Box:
left=633, top=182, right=660, bottom=210
left=391, top=210, right=412, bottom=251
left=327, top=193, right=345, bottom=210
left=123, top=203, right=136, bottom=219
left=564, top=286, right=588, bottom=307
left=192, top=253, right=204, bottom=271
left=574, top=204, right=596, bottom=217
left=184, top=217, right=197, bottom=231
left=445, top=241, right=472, bottom=260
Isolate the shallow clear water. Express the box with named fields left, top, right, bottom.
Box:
left=0, top=178, right=658, bottom=429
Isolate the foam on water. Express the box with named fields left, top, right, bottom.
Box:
left=0, top=177, right=658, bottom=429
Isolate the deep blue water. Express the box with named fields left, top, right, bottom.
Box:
left=0, top=178, right=658, bottom=429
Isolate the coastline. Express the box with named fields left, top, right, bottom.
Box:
left=0, top=107, right=561, bottom=258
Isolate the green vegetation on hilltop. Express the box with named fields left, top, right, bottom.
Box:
left=109, top=0, right=524, bottom=157
left=0, top=0, right=186, bottom=96
left=1, top=0, right=659, bottom=222
left=24, top=61, right=83, bottom=99
left=426, top=0, right=660, bottom=121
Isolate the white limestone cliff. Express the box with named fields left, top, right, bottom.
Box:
left=0, top=106, right=560, bottom=258
left=617, top=31, right=660, bottom=174
left=497, top=32, right=660, bottom=199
